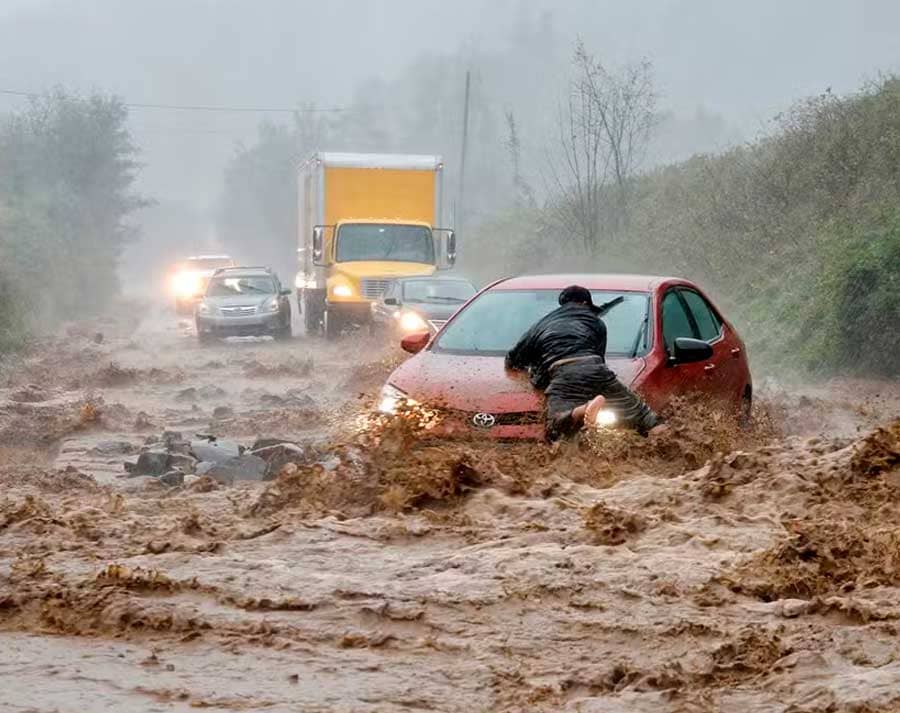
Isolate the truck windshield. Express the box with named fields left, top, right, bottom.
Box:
left=336, top=224, right=434, bottom=264
left=433, top=289, right=651, bottom=356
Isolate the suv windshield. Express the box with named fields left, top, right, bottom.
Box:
left=434, top=289, right=650, bottom=356
left=206, top=276, right=275, bottom=297
left=337, top=224, right=434, bottom=263
left=402, top=279, right=475, bottom=304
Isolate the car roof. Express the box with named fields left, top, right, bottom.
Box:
left=493, top=273, right=688, bottom=292
left=213, top=267, right=273, bottom=277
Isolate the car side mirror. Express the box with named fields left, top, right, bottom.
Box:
left=671, top=337, right=713, bottom=364
left=384, top=297, right=399, bottom=306
left=400, top=331, right=429, bottom=354
left=447, top=230, right=457, bottom=266
left=312, top=226, right=325, bottom=265
left=279, top=288, right=292, bottom=296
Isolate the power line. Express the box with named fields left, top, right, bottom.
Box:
left=0, top=88, right=346, bottom=114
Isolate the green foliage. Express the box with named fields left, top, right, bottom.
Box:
left=0, top=90, right=142, bottom=351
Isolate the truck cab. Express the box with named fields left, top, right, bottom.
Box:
left=296, top=153, right=455, bottom=338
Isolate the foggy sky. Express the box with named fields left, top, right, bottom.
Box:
left=1, top=0, right=899, bottom=212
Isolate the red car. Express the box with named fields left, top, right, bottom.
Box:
left=379, top=274, right=752, bottom=439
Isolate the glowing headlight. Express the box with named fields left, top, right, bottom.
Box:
left=378, top=383, right=417, bottom=415
left=399, top=311, right=428, bottom=333
left=332, top=284, right=353, bottom=298
left=172, top=271, right=202, bottom=297
left=593, top=409, right=618, bottom=427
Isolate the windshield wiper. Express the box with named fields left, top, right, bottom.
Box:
left=629, top=300, right=651, bottom=358
left=595, top=295, right=624, bottom=317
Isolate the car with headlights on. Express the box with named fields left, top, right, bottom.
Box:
left=378, top=273, right=752, bottom=439
left=170, top=255, right=236, bottom=314
left=195, top=267, right=292, bottom=343
left=371, top=276, right=476, bottom=337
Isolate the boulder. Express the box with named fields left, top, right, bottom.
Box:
left=212, top=406, right=235, bottom=420
left=91, top=440, right=136, bottom=456
left=203, top=454, right=267, bottom=485
left=127, top=449, right=170, bottom=477
left=166, top=453, right=197, bottom=473
left=190, top=438, right=241, bottom=463
left=160, top=471, right=185, bottom=487
left=250, top=442, right=311, bottom=480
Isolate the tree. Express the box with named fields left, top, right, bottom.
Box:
left=0, top=89, right=144, bottom=344
left=546, top=40, right=656, bottom=253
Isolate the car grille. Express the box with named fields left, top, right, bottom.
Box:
left=219, top=305, right=257, bottom=317
left=428, top=319, right=447, bottom=331
left=361, top=279, right=391, bottom=299
left=440, top=408, right=542, bottom=427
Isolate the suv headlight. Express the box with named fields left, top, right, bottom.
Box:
left=264, top=297, right=280, bottom=312
left=197, top=301, right=212, bottom=315
left=378, top=383, right=417, bottom=415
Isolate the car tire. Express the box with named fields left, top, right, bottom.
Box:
left=274, top=323, right=292, bottom=341
left=738, top=391, right=752, bottom=429
left=324, top=309, right=342, bottom=340
left=303, top=292, right=323, bottom=336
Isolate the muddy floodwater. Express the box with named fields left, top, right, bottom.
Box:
left=1, top=305, right=898, bottom=712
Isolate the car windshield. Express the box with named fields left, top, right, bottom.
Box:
left=434, top=289, right=650, bottom=356
left=336, top=224, right=434, bottom=263
left=206, top=276, right=275, bottom=297
left=402, top=279, right=475, bottom=304
left=186, top=258, right=233, bottom=271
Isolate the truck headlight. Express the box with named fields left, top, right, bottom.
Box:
left=593, top=409, right=618, bottom=427
left=399, top=311, right=428, bottom=333
left=332, top=284, right=353, bottom=298
left=378, top=383, right=416, bottom=415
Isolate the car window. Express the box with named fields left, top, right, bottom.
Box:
left=434, top=289, right=650, bottom=356
left=662, top=291, right=696, bottom=351
left=206, top=276, right=276, bottom=296
left=680, top=290, right=721, bottom=342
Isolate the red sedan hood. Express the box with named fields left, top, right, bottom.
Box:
left=389, top=352, right=645, bottom=413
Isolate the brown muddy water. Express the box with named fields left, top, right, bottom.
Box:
left=0, top=307, right=898, bottom=712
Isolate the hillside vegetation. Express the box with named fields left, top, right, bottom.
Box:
left=466, top=77, right=900, bottom=378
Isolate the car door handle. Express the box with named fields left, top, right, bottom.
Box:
left=704, top=363, right=717, bottom=373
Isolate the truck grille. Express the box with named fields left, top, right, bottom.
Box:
left=220, top=305, right=257, bottom=317
left=361, top=279, right=391, bottom=299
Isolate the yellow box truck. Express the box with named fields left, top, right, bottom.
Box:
left=296, top=152, right=455, bottom=338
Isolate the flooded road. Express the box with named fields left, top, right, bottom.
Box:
left=1, top=304, right=898, bottom=712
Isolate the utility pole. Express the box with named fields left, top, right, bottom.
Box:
left=457, top=70, right=471, bottom=236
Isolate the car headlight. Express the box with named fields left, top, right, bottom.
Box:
left=378, top=383, right=417, bottom=415
left=592, top=409, right=618, bottom=427
left=399, top=311, right=428, bottom=333
left=332, top=283, right=353, bottom=298
left=265, top=297, right=280, bottom=312
left=172, top=271, right=202, bottom=297
left=197, top=301, right=212, bottom=315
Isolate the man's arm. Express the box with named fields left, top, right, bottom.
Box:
left=505, top=324, right=537, bottom=372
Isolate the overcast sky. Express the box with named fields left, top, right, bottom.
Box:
left=1, top=0, right=898, bottom=209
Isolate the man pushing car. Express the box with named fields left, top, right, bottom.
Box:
left=505, top=285, right=667, bottom=442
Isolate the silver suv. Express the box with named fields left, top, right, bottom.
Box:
left=195, top=267, right=292, bottom=343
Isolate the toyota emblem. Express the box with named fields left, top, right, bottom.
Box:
left=472, top=412, right=496, bottom=429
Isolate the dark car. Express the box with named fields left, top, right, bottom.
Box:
left=371, top=276, right=477, bottom=336
left=195, top=267, right=292, bottom=343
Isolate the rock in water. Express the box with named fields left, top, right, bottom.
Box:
left=190, top=439, right=241, bottom=463
left=203, top=454, right=267, bottom=485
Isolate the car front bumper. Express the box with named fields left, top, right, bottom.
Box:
left=196, top=312, right=284, bottom=335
